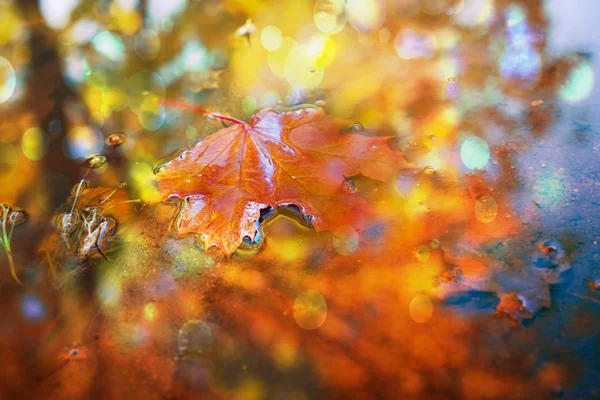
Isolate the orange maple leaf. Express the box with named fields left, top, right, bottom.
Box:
left=156, top=104, right=406, bottom=255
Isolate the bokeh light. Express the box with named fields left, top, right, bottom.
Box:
left=261, top=25, right=282, bottom=51
left=21, top=295, right=45, bottom=321
left=143, top=303, right=158, bottom=321
left=39, top=0, right=81, bottom=29
left=0, top=56, right=16, bottom=103
left=453, top=0, right=494, bottom=27
left=92, top=31, right=125, bottom=63
left=268, top=37, right=297, bottom=78
left=21, top=127, right=49, bottom=161
left=293, top=290, right=327, bottom=330
left=474, top=195, right=498, bottom=223
left=178, top=319, right=212, bottom=357
left=284, top=43, right=325, bottom=90
left=346, top=0, right=386, bottom=34
left=0, top=143, right=18, bottom=181
left=409, top=294, right=433, bottom=323
left=559, top=61, right=594, bottom=103
left=65, top=125, right=104, bottom=159
left=134, top=29, right=161, bottom=60
left=332, top=230, right=359, bottom=255
left=313, top=0, right=347, bottom=34
left=500, top=5, right=541, bottom=88
left=394, top=29, right=436, bottom=60
left=0, top=2, right=23, bottom=45
left=460, top=136, right=490, bottom=170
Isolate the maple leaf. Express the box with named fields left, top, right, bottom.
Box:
left=155, top=105, right=406, bottom=255
left=434, top=243, right=571, bottom=323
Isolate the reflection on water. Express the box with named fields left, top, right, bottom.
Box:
left=0, top=0, right=599, bottom=398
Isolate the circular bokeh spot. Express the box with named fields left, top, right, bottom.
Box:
left=559, top=61, right=594, bottom=104
left=65, top=125, right=104, bottom=159
left=394, top=29, right=436, bottom=60
left=293, top=290, right=327, bottom=330
left=333, top=230, right=359, bottom=255
left=453, top=0, right=494, bottom=27
left=346, top=0, right=386, bottom=34
left=92, top=31, right=125, bottom=63
left=313, top=0, right=347, bottom=34
left=21, top=295, right=45, bottom=321
left=460, top=136, right=489, bottom=170
left=129, top=70, right=166, bottom=130
left=178, top=319, right=213, bottom=358
left=134, top=29, right=161, bottom=60
left=261, top=25, right=283, bottom=51
left=21, top=127, right=49, bottom=161
left=0, top=57, right=16, bottom=103
left=0, top=143, right=17, bottom=182
left=474, top=195, right=498, bottom=223
left=284, top=44, right=325, bottom=90
left=241, top=95, right=257, bottom=114
left=268, top=37, right=297, bottom=78
left=409, top=294, right=433, bottom=323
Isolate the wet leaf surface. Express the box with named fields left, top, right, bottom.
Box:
left=157, top=106, right=405, bottom=254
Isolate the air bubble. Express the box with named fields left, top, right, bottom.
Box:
left=105, top=132, right=126, bottom=146
left=8, top=210, right=27, bottom=226
left=84, top=154, right=107, bottom=169
left=351, top=123, right=364, bottom=132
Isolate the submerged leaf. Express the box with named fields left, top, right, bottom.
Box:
left=156, top=106, right=406, bottom=254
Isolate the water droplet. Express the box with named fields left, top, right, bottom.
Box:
left=84, top=154, right=107, bottom=169
left=447, top=77, right=456, bottom=82
left=424, top=166, right=435, bottom=174
left=166, top=194, right=181, bottom=204
left=431, top=239, right=440, bottom=248
left=351, top=123, right=364, bottom=132
left=105, top=132, right=126, bottom=146
left=315, top=99, right=326, bottom=107
left=8, top=210, right=26, bottom=226
left=416, top=245, right=430, bottom=262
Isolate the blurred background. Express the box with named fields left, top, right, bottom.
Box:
left=0, top=0, right=599, bottom=398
